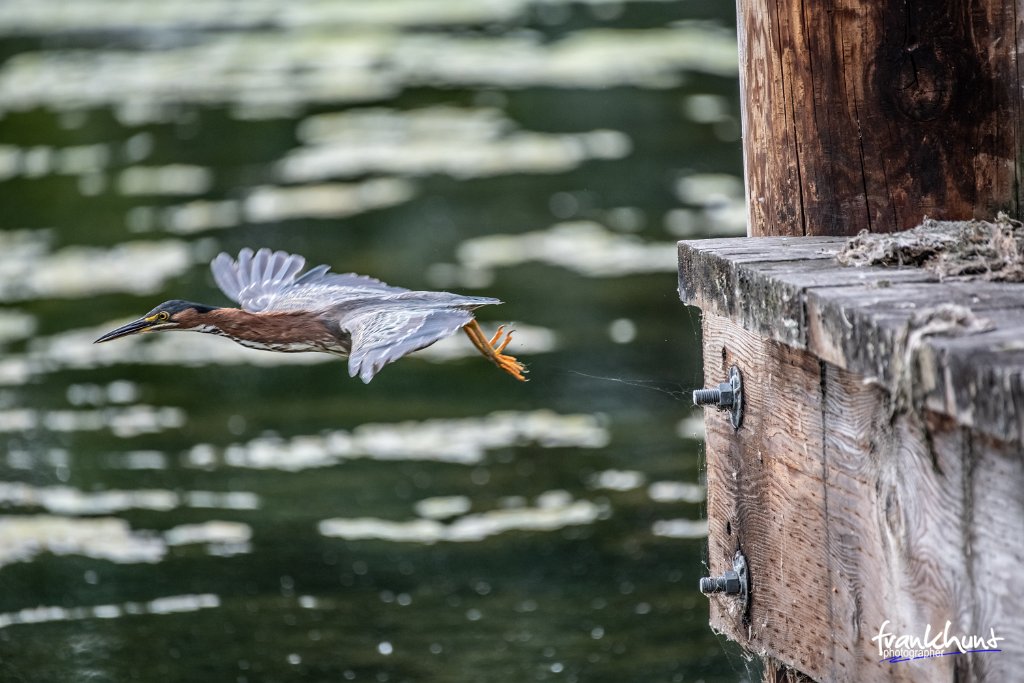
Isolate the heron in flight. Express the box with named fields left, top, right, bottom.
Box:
left=95, top=248, right=527, bottom=383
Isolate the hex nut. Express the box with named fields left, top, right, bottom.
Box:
left=717, top=383, right=735, bottom=407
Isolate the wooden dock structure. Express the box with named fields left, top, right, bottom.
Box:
left=680, top=226, right=1023, bottom=682
left=680, top=0, right=1024, bottom=680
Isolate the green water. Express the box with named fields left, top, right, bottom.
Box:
left=0, top=1, right=753, bottom=681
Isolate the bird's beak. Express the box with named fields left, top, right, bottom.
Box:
left=94, top=317, right=157, bottom=343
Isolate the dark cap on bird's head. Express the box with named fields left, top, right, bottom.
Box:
left=94, top=300, right=220, bottom=343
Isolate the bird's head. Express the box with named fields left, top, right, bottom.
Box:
left=94, top=300, right=221, bottom=343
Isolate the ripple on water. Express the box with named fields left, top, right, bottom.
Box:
left=0, top=405, right=185, bottom=437
left=647, top=481, right=705, bottom=504
left=280, top=106, right=631, bottom=182
left=675, top=414, right=706, bottom=440
left=0, top=0, right=687, bottom=34
left=187, top=410, right=609, bottom=470
left=0, top=142, right=111, bottom=181
left=453, top=221, right=678, bottom=282
left=66, top=380, right=140, bottom=406
left=134, top=177, right=416, bottom=234
left=0, top=515, right=165, bottom=567
left=587, top=469, right=646, bottom=492
left=319, top=490, right=606, bottom=544
left=666, top=172, right=748, bottom=237
left=0, top=514, right=256, bottom=570
left=414, top=495, right=473, bottom=520
left=0, top=25, right=737, bottom=120
left=0, top=309, right=36, bottom=345
left=117, top=164, right=213, bottom=196
left=650, top=518, right=708, bottom=539
left=163, top=521, right=253, bottom=557
left=0, top=482, right=260, bottom=514
left=0, top=239, right=197, bottom=301
left=0, top=593, right=220, bottom=630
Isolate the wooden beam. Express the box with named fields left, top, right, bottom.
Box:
left=736, top=0, right=1022, bottom=236
left=679, top=237, right=1024, bottom=442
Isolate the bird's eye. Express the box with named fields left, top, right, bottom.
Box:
left=157, top=312, right=170, bottom=321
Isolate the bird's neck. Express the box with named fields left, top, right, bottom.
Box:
left=183, top=308, right=339, bottom=349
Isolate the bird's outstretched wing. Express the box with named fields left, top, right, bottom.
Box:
left=345, top=307, right=474, bottom=383
left=211, top=247, right=407, bottom=313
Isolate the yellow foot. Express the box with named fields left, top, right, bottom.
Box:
left=463, top=320, right=528, bottom=382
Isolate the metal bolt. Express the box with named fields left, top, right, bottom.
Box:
left=692, top=366, right=743, bottom=429
left=693, top=384, right=734, bottom=407
left=699, top=550, right=751, bottom=622
left=699, top=570, right=741, bottom=595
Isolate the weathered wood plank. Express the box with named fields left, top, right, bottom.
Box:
left=682, top=236, right=846, bottom=261
left=964, top=431, right=1024, bottom=682
left=816, top=366, right=982, bottom=682
left=818, top=365, right=895, bottom=681
left=877, top=412, right=975, bottom=683
left=680, top=237, right=1024, bottom=442
left=806, top=287, right=1024, bottom=442
left=700, top=316, right=1018, bottom=682
left=679, top=239, right=936, bottom=349
left=921, top=332, right=1024, bottom=442
left=702, top=313, right=833, bottom=679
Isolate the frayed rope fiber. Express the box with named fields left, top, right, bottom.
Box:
left=837, top=213, right=1024, bottom=282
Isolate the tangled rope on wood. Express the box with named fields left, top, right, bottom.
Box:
left=836, top=213, right=1024, bottom=281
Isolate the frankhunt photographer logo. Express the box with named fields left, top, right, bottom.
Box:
left=872, top=620, right=1004, bottom=664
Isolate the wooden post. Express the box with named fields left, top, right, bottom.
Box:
left=737, top=0, right=1022, bottom=236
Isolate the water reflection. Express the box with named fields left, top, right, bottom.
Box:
left=0, top=24, right=737, bottom=120
left=0, top=143, right=111, bottom=181
left=0, top=482, right=259, bottom=514
left=0, top=405, right=185, bottom=436
left=319, top=490, right=604, bottom=544
left=187, top=410, right=608, bottom=469
left=0, top=515, right=166, bottom=567
left=0, top=593, right=221, bottom=630
left=453, top=220, right=679, bottom=281
left=0, top=0, right=698, bottom=33
left=0, top=0, right=747, bottom=680
left=282, top=106, right=631, bottom=182
left=143, top=178, right=417, bottom=233
left=0, top=239, right=196, bottom=301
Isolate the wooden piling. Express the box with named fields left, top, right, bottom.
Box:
left=736, top=0, right=1022, bottom=237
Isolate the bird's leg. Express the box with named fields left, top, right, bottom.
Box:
left=463, top=320, right=528, bottom=381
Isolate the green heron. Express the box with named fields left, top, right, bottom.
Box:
left=95, top=248, right=527, bottom=383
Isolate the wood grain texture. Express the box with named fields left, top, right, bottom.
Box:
left=737, top=0, right=1021, bottom=236
left=702, top=313, right=831, bottom=678
left=700, top=318, right=1024, bottom=682
left=963, top=431, right=1024, bottom=682
left=680, top=238, right=1024, bottom=442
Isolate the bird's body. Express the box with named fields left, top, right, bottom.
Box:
left=95, top=248, right=527, bottom=383
left=172, top=307, right=348, bottom=355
